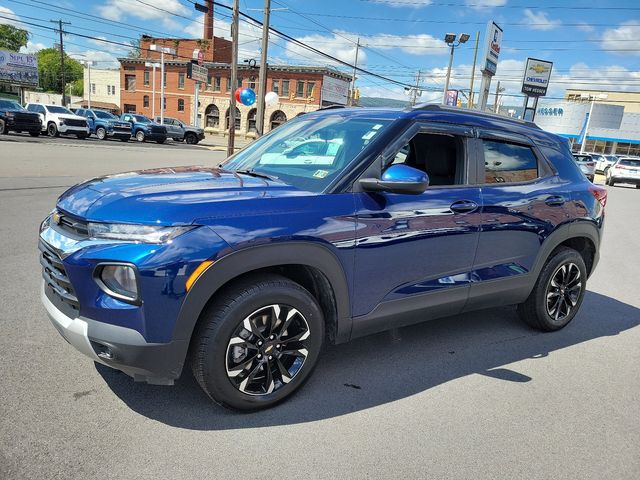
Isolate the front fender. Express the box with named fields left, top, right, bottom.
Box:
left=172, top=241, right=352, bottom=348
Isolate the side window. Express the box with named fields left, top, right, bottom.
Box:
left=38, top=105, right=46, bottom=114
left=387, top=132, right=464, bottom=186
left=483, top=140, right=538, bottom=184
left=26, top=104, right=35, bottom=112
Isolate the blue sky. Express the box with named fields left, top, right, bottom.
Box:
left=1, top=0, right=639, bottom=105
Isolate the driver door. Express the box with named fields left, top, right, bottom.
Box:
left=351, top=122, right=482, bottom=336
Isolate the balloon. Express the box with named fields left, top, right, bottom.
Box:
left=264, top=91, right=279, bottom=106
left=234, top=87, right=243, bottom=103
left=240, top=87, right=256, bottom=106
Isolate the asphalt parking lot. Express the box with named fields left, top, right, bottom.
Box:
left=0, top=137, right=638, bottom=479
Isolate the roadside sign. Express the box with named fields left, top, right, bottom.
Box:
left=480, top=21, right=503, bottom=76
left=445, top=89, right=458, bottom=107
left=0, top=50, right=38, bottom=87
left=521, top=58, right=553, bottom=97
left=187, top=62, right=208, bottom=83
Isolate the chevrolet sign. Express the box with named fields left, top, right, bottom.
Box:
left=521, top=57, right=553, bottom=97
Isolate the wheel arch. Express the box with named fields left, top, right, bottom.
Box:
left=173, top=242, right=352, bottom=354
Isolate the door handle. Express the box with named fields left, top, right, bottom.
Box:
left=545, top=195, right=565, bottom=207
left=450, top=200, right=478, bottom=214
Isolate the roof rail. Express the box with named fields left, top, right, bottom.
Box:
left=411, top=102, right=540, bottom=129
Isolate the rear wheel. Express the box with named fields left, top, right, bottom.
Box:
left=517, top=247, right=587, bottom=331
left=191, top=274, right=324, bottom=411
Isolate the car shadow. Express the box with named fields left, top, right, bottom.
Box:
left=96, top=291, right=639, bottom=430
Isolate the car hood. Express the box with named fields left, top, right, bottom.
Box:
left=58, top=113, right=86, bottom=121
left=57, top=166, right=311, bottom=225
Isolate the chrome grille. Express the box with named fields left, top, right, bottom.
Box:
left=39, top=240, right=80, bottom=309
left=54, top=211, right=89, bottom=238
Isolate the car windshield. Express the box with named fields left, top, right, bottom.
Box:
left=605, top=155, right=618, bottom=161
left=133, top=115, right=151, bottom=123
left=573, top=155, right=591, bottom=163
left=47, top=105, right=73, bottom=114
left=620, top=159, right=640, bottom=167
left=94, top=110, right=117, bottom=119
left=0, top=99, right=23, bottom=110
left=222, top=114, right=392, bottom=193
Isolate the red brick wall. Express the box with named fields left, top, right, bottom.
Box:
left=139, top=38, right=231, bottom=64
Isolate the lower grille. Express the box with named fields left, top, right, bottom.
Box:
left=39, top=240, right=80, bottom=310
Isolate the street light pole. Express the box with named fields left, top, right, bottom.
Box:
left=255, top=0, right=271, bottom=135
left=228, top=0, right=240, bottom=157
left=145, top=62, right=159, bottom=119
left=442, top=33, right=469, bottom=105
left=443, top=44, right=455, bottom=105
left=150, top=44, right=176, bottom=125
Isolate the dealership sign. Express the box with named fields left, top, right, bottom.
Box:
left=521, top=58, right=553, bottom=97
left=0, top=50, right=38, bottom=87
left=481, top=21, right=503, bottom=76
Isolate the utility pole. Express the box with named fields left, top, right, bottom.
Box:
left=410, top=70, right=421, bottom=106
left=350, top=38, right=360, bottom=106
left=255, top=0, right=271, bottom=136
left=494, top=80, right=501, bottom=113
left=51, top=19, right=71, bottom=106
left=468, top=31, right=479, bottom=109
left=227, top=0, right=240, bottom=157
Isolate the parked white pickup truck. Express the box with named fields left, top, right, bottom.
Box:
left=25, top=103, right=89, bottom=138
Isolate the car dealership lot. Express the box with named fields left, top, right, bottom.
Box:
left=0, top=139, right=638, bottom=479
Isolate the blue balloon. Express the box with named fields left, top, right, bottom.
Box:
left=240, top=88, right=256, bottom=106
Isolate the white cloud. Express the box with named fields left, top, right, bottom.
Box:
left=576, top=22, right=595, bottom=33
left=465, top=0, right=507, bottom=10
left=0, top=6, right=23, bottom=28
left=97, top=0, right=189, bottom=30
left=601, top=21, right=640, bottom=55
left=87, top=36, right=129, bottom=55
left=68, top=49, right=121, bottom=69
left=522, top=9, right=561, bottom=31
left=20, top=41, right=47, bottom=53
left=368, top=0, right=432, bottom=7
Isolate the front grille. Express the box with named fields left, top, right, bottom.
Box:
left=39, top=240, right=80, bottom=310
left=65, top=118, right=87, bottom=127
left=54, top=211, right=89, bottom=238
left=15, top=112, right=39, bottom=123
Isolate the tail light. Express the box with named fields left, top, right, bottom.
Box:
left=615, top=164, right=628, bottom=170
left=589, top=184, right=607, bottom=207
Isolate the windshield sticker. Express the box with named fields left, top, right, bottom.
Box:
left=313, top=169, right=329, bottom=179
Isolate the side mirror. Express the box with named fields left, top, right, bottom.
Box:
left=360, top=164, right=429, bottom=195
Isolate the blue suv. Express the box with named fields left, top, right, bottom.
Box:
left=75, top=108, right=132, bottom=142
left=39, top=105, right=606, bottom=411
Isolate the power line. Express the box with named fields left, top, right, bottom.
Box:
left=358, top=0, right=640, bottom=10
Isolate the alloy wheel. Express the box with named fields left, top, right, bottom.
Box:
left=545, top=262, right=582, bottom=322
left=225, top=304, right=311, bottom=396
left=97, top=127, right=106, bottom=140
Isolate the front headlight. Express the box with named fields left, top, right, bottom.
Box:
left=59, top=119, right=65, bottom=126
left=6, top=111, right=15, bottom=118
left=87, top=222, right=194, bottom=243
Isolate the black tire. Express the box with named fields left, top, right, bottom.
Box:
left=29, top=129, right=40, bottom=137
left=636, top=185, right=640, bottom=189
left=156, top=138, right=165, bottom=144
left=517, top=247, right=587, bottom=332
left=96, top=127, right=107, bottom=140
left=185, top=132, right=198, bottom=145
left=47, top=122, right=59, bottom=137
left=120, top=137, right=129, bottom=142
left=135, top=130, right=145, bottom=142
left=0, top=119, right=5, bottom=135
left=191, top=274, right=324, bottom=411
left=76, top=133, right=88, bottom=139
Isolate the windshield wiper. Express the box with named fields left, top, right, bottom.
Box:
left=234, top=169, right=280, bottom=182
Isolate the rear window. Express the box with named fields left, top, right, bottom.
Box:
left=620, top=159, right=640, bottom=167
left=483, top=140, right=539, bottom=183
left=573, top=155, right=592, bottom=163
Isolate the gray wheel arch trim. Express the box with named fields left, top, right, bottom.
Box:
left=172, top=241, right=352, bottom=348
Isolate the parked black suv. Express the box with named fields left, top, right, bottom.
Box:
left=0, top=99, right=41, bottom=136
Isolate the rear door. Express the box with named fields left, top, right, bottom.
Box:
left=466, top=130, right=570, bottom=310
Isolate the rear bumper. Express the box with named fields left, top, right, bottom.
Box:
left=42, top=281, right=186, bottom=385
left=611, top=175, right=640, bottom=185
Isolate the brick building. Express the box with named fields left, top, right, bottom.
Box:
left=118, top=0, right=350, bottom=136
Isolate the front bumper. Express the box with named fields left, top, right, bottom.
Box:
left=59, top=124, right=90, bottom=135
left=42, top=280, right=187, bottom=385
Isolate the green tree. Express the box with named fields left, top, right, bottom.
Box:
left=69, top=79, right=83, bottom=97
left=0, top=24, right=29, bottom=52
left=36, top=48, right=83, bottom=93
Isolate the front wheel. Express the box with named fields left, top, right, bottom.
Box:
left=135, top=130, right=145, bottom=142
left=96, top=127, right=106, bottom=140
left=191, top=274, right=324, bottom=411
left=156, top=138, right=165, bottom=144
left=47, top=122, right=59, bottom=137
left=517, top=247, right=587, bottom=331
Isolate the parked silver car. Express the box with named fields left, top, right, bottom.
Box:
left=593, top=154, right=618, bottom=173
left=606, top=157, right=640, bottom=188
left=572, top=153, right=596, bottom=182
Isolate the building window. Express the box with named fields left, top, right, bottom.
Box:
left=178, top=72, right=185, bottom=89
left=225, top=106, right=241, bottom=130
left=483, top=140, right=539, bottom=184
left=272, top=79, right=279, bottom=95
left=248, top=76, right=256, bottom=90
left=281, top=80, right=289, bottom=97
left=214, top=76, right=221, bottom=91
left=124, top=104, right=136, bottom=113
left=143, top=95, right=149, bottom=108
left=163, top=71, right=167, bottom=86
left=247, top=108, right=257, bottom=133
left=237, top=77, right=243, bottom=89
left=178, top=98, right=185, bottom=111
left=205, top=104, right=219, bottom=128
left=296, top=81, right=305, bottom=98
left=226, top=77, right=231, bottom=92
left=307, top=81, right=315, bottom=98
left=125, top=74, right=136, bottom=91
left=270, top=110, right=287, bottom=130
left=206, top=74, right=212, bottom=90
left=91, top=83, right=96, bottom=94
left=144, top=70, right=150, bottom=86
left=163, top=97, right=166, bottom=110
